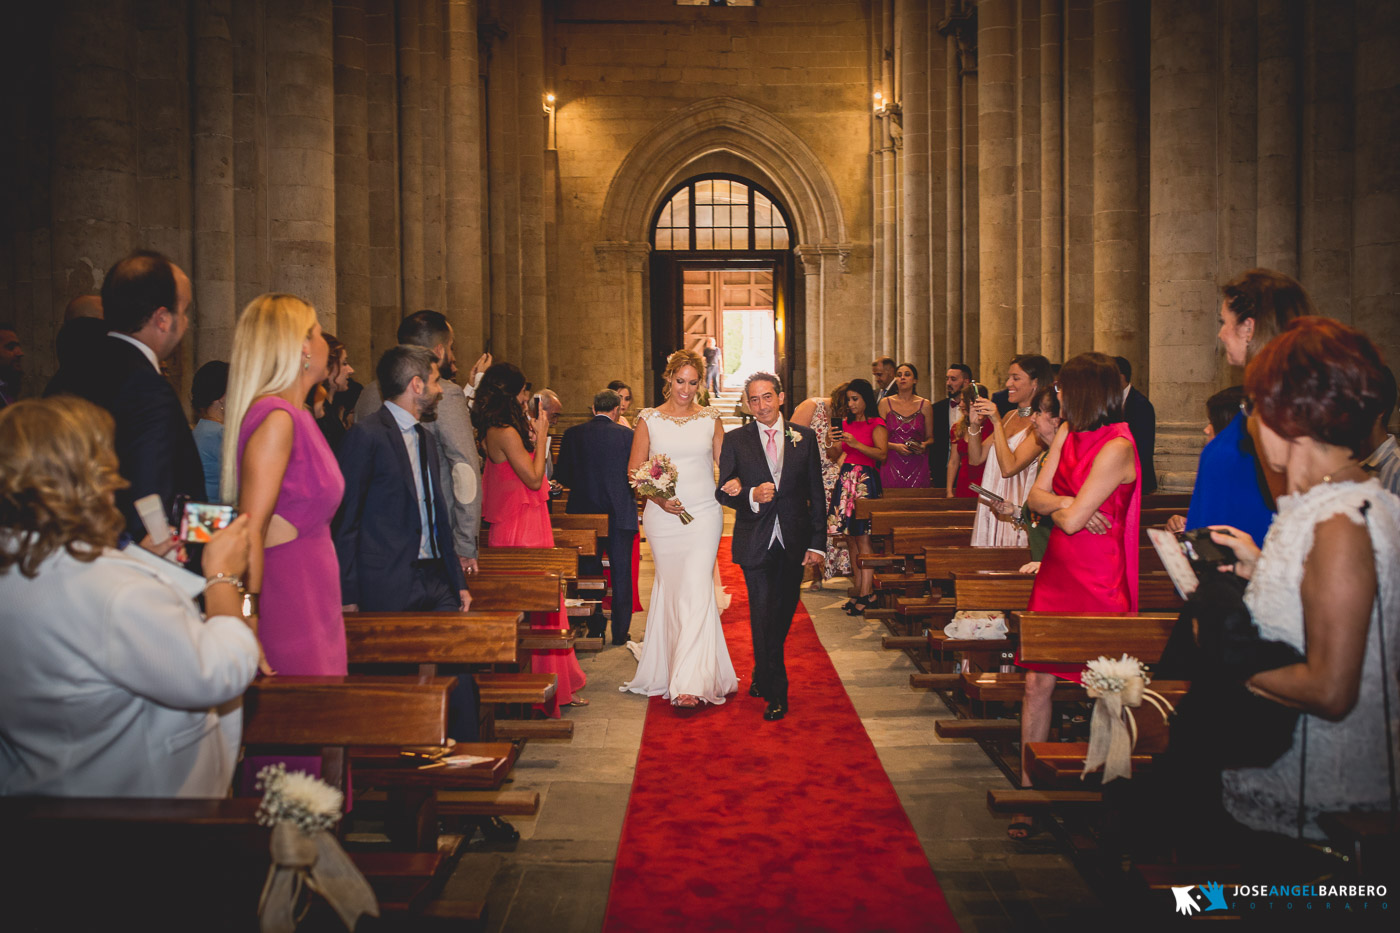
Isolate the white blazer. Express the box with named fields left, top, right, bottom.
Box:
left=0, top=545, right=260, bottom=798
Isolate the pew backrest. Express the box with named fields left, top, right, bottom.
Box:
left=477, top=546, right=578, bottom=578
left=465, top=570, right=565, bottom=613
left=1013, top=612, right=1177, bottom=665
left=551, top=513, right=610, bottom=536
left=550, top=527, right=598, bottom=556
left=243, top=675, right=454, bottom=747
left=344, top=611, right=522, bottom=665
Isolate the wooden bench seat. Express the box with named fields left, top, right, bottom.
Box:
left=910, top=672, right=961, bottom=689
left=934, top=718, right=1020, bottom=739
left=551, top=512, right=610, bottom=536
left=477, top=546, right=578, bottom=580
left=986, top=788, right=1104, bottom=811
left=476, top=672, right=558, bottom=705
left=350, top=741, right=519, bottom=790
left=436, top=789, right=542, bottom=817
left=961, top=670, right=1084, bottom=703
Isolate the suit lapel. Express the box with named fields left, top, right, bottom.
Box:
left=377, top=406, right=422, bottom=519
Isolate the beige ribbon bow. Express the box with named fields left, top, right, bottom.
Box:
left=1081, top=675, right=1173, bottom=784
left=258, top=822, right=379, bottom=933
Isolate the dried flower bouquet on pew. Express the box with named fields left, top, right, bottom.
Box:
left=256, top=764, right=378, bottom=933
left=1080, top=655, right=1175, bottom=784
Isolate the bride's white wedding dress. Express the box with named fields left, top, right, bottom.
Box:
left=621, top=407, right=738, bottom=705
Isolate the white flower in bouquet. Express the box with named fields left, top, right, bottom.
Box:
left=256, top=763, right=343, bottom=834
left=1081, top=653, right=1150, bottom=706
left=630, top=453, right=692, bottom=524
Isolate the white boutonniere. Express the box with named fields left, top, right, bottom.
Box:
left=785, top=426, right=800, bottom=448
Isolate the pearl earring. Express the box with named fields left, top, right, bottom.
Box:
left=303, top=351, right=311, bottom=372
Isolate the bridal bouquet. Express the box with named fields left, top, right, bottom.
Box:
left=631, top=453, right=693, bottom=524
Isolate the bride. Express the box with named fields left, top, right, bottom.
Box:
left=620, top=349, right=738, bottom=708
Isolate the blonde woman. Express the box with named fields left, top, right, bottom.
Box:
left=621, top=348, right=737, bottom=708
left=221, top=293, right=343, bottom=678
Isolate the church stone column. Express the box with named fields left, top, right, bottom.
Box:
left=487, top=22, right=522, bottom=364
left=1092, top=0, right=1140, bottom=363
left=1039, top=0, right=1064, bottom=358
left=397, top=0, right=425, bottom=313
left=418, top=0, right=446, bottom=313
left=977, top=0, right=1016, bottom=385
left=1256, top=0, right=1301, bottom=276
left=943, top=2, right=965, bottom=368
left=193, top=0, right=237, bottom=363
left=49, top=1, right=140, bottom=383
left=444, top=0, right=485, bottom=352
left=898, top=0, right=930, bottom=379
left=1353, top=0, right=1400, bottom=367
left=265, top=0, right=337, bottom=327
left=333, top=0, right=371, bottom=368
left=1149, top=0, right=1218, bottom=491
left=516, top=0, right=549, bottom=384
left=1063, top=0, right=1094, bottom=356
left=1017, top=0, right=1041, bottom=354
left=1299, top=0, right=1354, bottom=324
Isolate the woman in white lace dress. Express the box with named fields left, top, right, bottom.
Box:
left=621, top=349, right=738, bottom=708
left=1208, top=318, right=1400, bottom=840
left=968, top=354, right=1052, bottom=547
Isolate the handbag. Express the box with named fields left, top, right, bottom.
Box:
left=1156, top=571, right=1303, bottom=770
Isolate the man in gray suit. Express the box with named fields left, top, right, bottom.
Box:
left=356, top=310, right=482, bottom=573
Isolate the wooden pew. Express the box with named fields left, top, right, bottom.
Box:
left=1, top=676, right=497, bottom=928
left=465, top=571, right=582, bottom=740
left=550, top=526, right=597, bottom=557
left=883, top=486, right=957, bottom=499
left=551, top=512, right=610, bottom=537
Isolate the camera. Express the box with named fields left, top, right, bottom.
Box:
left=1179, top=527, right=1236, bottom=567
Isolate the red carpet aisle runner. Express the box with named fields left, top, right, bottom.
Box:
left=603, top=539, right=960, bottom=933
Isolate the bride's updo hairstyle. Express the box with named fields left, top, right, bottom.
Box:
left=471, top=361, right=534, bottom=452
left=661, top=348, right=707, bottom=400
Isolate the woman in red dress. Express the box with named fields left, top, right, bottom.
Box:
left=473, top=362, right=587, bottom=715
left=1008, top=352, right=1141, bottom=838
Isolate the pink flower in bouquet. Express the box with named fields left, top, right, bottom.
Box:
left=650, top=462, right=664, bottom=479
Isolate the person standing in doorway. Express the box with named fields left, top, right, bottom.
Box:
left=703, top=337, right=723, bottom=397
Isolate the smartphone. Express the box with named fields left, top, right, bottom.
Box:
left=180, top=502, right=237, bottom=544
left=134, top=493, right=172, bottom=543
left=1179, top=527, right=1236, bottom=566
left=968, top=482, right=1005, bottom=504
left=529, top=394, right=542, bottom=419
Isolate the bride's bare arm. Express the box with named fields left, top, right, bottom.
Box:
left=712, top=414, right=725, bottom=467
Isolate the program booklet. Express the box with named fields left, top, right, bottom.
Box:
left=1146, top=527, right=1201, bottom=599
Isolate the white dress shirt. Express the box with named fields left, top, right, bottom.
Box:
left=748, top=416, right=823, bottom=556
left=108, top=331, right=161, bottom=372
left=384, top=400, right=436, bottom=559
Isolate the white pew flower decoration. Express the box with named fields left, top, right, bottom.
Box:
left=256, top=764, right=378, bottom=933
left=1080, top=654, right=1174, bottom=784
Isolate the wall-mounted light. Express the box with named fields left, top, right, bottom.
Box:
left=543, top=92, right=555, bottom=115
left=873, top=90, right=901, bottom=119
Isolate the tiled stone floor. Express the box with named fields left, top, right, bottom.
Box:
left=450, top=536, right=1109, bottom=931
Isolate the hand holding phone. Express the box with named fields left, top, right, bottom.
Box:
left=967, top=482, right=1005, bottom=504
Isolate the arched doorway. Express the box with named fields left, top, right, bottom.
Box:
left=647, top=174, right=797, bottom=406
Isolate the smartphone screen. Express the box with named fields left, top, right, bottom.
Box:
left=529, top=395, right=541, bottom=418
left=181, top=502, right=237, bottom=544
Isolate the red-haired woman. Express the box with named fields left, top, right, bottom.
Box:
left=1006, top=352, right=1142, bottom=838
left=1209, top=317, right=1399, bottom=841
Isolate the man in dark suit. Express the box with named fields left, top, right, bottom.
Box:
left=871, top=356, right=898, bottom=402
left=930, top=363, right=973, bottom=488
left=555, top=388, right=638, bottom=644
left=72, top=251, right=204, bottom=542
left=0, top=323, right=23, bottom=409
left=336, top=345, right=476, bottom=738
left=716, top=373, right=826, bottom=722
left=1114, top=356, right=1158, bottom=494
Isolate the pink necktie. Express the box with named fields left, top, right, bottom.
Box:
left=766, top=428, right=778, bottom=463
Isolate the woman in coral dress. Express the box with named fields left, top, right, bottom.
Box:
left=1007, top=352, right=1141, bottom=838
left=473, top=363, right=586, bottom=716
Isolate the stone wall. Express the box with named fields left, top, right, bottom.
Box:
left=0, top=0, right=1395, bottom=485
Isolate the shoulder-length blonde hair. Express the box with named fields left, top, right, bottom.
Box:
left=661, top=348, right=706, bottom=400
left=220, top=293, right=319, bottom=503
left=0, top=398, right=127, bottom=578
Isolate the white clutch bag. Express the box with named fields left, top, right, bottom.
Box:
left=943, top=611, right=1009, bottom=641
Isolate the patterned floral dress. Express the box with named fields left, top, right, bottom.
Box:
left=809, top=399, right=851, bottom=577
left=827, top=416, right=886, bottom=538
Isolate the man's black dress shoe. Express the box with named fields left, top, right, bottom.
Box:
left=749, top=682, right=763, bottom=698
left=763, top=702, right=786, bottom=721
left=611, top=636, right=630, bottom=646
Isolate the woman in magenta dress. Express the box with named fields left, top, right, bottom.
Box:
left=1007, top=352, right=1140, bottom=838
left=223, top=294, right=345, bottom=787
left=878, top=363, right=934, bottom=489
left=473, top=362, right=586, bottom=716
left=946, top=384, right=994, bottom=497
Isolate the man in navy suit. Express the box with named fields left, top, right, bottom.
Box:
left=554, top=388, right=639, bottom=645
left=716, top=373, right=826, bottom=721
left=335, top=345, right=469, bottom=614
left=1114, top=356, right=1158, bottom=494
left=335, top=345, right=476, bottom=738
left=71, top=251, right=204, bottom=542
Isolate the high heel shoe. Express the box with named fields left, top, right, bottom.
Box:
left=845, top=594, right=876, bottom=616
